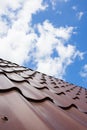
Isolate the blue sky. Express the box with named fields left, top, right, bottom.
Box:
left=0, top=0, right=87, bottom=88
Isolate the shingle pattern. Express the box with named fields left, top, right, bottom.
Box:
left=0, top=58, right=87, bottom=130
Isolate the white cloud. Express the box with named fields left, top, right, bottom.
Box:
left=33, top=20, right=75, bottom=59
left=80, top=64, right=87, bottom=78
left=35, top=44, right=75, bottom=78
left=32, top=20, right=84, bottom=78
left=77, top=11, right=84, bottom=20
left=59, top=0, right=69, bottom=2
left=50, top=0, right=56, bottom=10
left=0, top=19, right=9, bottom=37
left=0, top=0, right=47, bottom=64
left=50, top=0, right=69, bottom=10
left=0, top=0, right=23, bottom=15
left=72, top=6, right=77, bottom=11
left=0, top=0, right=84, bottom=79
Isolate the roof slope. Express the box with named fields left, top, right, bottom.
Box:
left=0, top=58, right=87, bottom=130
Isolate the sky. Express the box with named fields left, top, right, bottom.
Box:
left=0, top=0, right=87, bottom=88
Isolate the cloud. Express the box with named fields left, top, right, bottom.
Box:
left=0, top=0, right=23, bottom=15
left=59, top=0, right=69, bottom=2
left=76, top=11, right=84, bottom=20
left=35, top=44, right=76, bottom=78
left=0, top=0, right=47, bottom=64
left=32, top=20, right=84, bottom=78
left=80, top=64, right=87, bottom=78
left=72, top=6, right=77, bottom=11
left=0, top=0, right=84, bottom=79
left=0, top=19, right=9, bottom=37
left=50, top=0, right=69, bottom=10
left=50, top=0, right=56, bottom=10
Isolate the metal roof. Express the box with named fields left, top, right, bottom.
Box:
left=0, top=58, right=87, bottom=130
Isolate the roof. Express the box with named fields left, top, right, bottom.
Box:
left=0, top=58, right=87, bottom=130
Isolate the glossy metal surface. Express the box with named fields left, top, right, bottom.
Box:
left=0, top=58, right=87, bottom=130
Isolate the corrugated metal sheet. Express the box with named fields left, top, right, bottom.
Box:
left=0, top=58, right=87, bottom=130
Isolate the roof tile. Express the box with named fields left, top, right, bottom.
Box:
left=0, top=74, right=14, bottom=89
left=0, top=58, right=87, bottom=130
left=6, top=72, right=25, bottom=82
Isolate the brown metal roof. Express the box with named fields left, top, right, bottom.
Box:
left=0, top=58, right=87, bottom=130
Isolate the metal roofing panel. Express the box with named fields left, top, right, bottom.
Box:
left=0, top=92, right=50, bottom=130
left=0, top=58, right=87, bottom=130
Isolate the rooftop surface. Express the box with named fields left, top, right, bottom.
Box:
left=0, top=58, right=87, bottom=130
